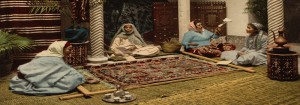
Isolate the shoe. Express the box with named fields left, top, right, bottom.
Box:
left=85, top=77, right=100, bottom=84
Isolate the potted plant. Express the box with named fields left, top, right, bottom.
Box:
left=245, top=0, right=268, bottom=31
left=0, top=30, right=34, bottom=76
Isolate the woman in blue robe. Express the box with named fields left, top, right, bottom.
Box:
left=9, top=41, right=85, bottom=95
left=181, top=20, right=234, bottom=57
left=221, top=23, right=268, bottom=66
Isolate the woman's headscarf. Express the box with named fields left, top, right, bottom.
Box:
left=110, top=23, right=147, bottom=47
left=251, top=23, right=263, bottom=31
left=248, top=22, right=266, bottom=50
left=189, top=21, right=197, bottom=31
left=36, top=41, right=70, bottom=57
left=188, top=20, right=205, bottom=32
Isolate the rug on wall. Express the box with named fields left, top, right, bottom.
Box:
left=86, top=55, right=236, bottom=87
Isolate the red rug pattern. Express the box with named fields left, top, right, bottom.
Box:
left=87, top=56, right=234, bottom=86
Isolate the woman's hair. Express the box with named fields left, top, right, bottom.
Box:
left=193, top=19, right=202, bottom=28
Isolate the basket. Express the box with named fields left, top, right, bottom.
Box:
left=64, top=41, right=89, bottom=66
left=162, top=43, right=181, bottom=53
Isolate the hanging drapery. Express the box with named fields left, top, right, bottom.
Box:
left=69, top=0, right=89, bottom=23
left=0, top=0, right=61, bottom=65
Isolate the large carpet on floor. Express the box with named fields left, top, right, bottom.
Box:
left=86, top=55, right=235, bottom=87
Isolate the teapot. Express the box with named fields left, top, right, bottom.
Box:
left=271, top=28, right=289, bottom=53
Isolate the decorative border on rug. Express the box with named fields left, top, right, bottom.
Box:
left=85, top=55, right=236, bottom=88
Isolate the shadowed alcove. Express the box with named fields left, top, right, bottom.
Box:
left=284, top=0, right=300, bottom=43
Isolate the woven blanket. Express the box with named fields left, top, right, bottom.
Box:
left=87, top=55, right=234, bottom=87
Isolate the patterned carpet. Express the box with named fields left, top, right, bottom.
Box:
left=87, top=55, right=235, bottom=87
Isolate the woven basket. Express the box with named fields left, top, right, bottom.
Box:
left=162, top=43, right=181, bottom=53
left=64, top=41, right=89, bottom=66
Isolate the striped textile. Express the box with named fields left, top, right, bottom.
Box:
left=0, top=0, right=61, bottom=62
left=0, top=0, right=61, bottom=39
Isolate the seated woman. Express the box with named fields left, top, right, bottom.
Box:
left=110, top=23, right=160, bottom=59
left=181, top=20, right=235, bottom=57
left=10, top=41, right=85, bottom=95
left=221, top=23, right=268, bottom=66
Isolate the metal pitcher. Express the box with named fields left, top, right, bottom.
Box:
left=271, top=28, right=289, bottom=53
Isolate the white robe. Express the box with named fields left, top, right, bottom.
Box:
left=110, top=37, right=160, bottom=57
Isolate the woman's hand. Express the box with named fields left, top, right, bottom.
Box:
left=128, top=45, right=137, bottom=51
left=237, top=51, right=246, bottom=56
left=188, top=42, right=198, bottom=46
left=214, top=27, right=222, bottom=35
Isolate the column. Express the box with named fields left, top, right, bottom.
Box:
left=178, top=0, right=190, bottom=42
left=87, top=0, right=108, bottom=63
left=267, top=0, right=284, bottom=45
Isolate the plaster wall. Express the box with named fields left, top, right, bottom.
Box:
left=199, top=0, right=249, bottom=36
left=169, top=0, right=250, bottom=36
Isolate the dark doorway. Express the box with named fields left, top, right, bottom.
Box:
left=284, top=0, right=300, bottom=43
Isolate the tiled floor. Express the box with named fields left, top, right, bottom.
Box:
left=289, top=43, right=300, bottom=54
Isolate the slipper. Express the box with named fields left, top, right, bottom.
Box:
left=85, top=77, right=94, bottom=80
left=85, top=77, right=100, bottom=84
left=86, top=79, right=100, bottom=84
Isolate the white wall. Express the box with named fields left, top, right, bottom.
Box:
left=169, top=0, right=250, bottom=36
left=200, top=0, right=249, bottom=36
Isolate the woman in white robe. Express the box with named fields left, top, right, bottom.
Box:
left=110, top=23, right=160, bottom=58
left=9, top=41, right=85, bottom=95
left=221, top=23, right=268, bottom=66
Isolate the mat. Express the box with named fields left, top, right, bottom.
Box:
left=86, top=55, right=235, bottom=87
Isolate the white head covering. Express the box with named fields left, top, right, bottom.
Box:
left=188, top=21, right=205, bottom=32
left=36, top=41, right=68, bottom=57
left=251, top=22, right=263, bottom=31
left=188, top=21, right=197, bottom=31
left=249, top=23, right=266, bottom=50
left=111, top=23, right=146, bottom=47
